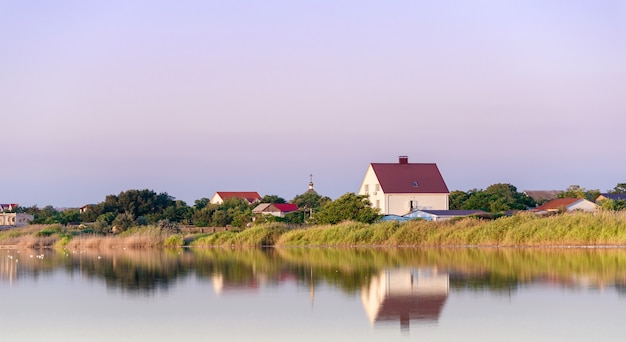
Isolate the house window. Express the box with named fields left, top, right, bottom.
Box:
left=409, top=200, right=417, bottom=211
left=376, top=200, right=380, bottom=208
left=364, top=184, right=369, bottom=194
left=375, top=184, right=380, bottom=192
left=412, top=181, right=419, bottom=187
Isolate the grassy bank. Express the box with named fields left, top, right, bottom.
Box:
left=2, top=211, right=626, bottom=249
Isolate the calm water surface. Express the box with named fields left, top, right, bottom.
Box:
left=1, top=247, right=626, bottom=341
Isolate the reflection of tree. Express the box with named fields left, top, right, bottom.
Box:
left=3, top=247, right=626, bottom=295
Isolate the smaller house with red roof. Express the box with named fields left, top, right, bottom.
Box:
left=0, top=204, right=19, bottom=212
left=532, top=198, right=597, bottom=213
left=252, top=203, right=299, bottom=218
left=210, top=192, right=262, bottom=205
left=359, top=156, right=449, bottom=216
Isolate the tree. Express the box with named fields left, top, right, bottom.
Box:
left=448, top=184, right=535, bottom=212
left=559, top=185, right=600, bottom=202
left=313, top=193, right=379, bottom=225
left=112, top=212, right=134, bottom=232
left=449, top=190, right=470, bottom=210
left=291, top=191, right=331, bottom=210
left=609, top=183, right=626, bottom=194
left=260, top=195, right=286, bottom=204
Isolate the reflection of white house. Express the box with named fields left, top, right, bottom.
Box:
left=0, top=213, right=34, bottom=227
left=359, top=156, right=449, bottom=216
left=211, top=273, right=260, bottom=295
left=210, top=192, right=262, bottom=205
left=361, top=268, right=449, bottom=330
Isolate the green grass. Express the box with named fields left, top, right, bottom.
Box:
left=4, top=211, right=626, bottom=249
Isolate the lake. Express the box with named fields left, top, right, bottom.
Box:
left=1, top=247, right=626, bottom=341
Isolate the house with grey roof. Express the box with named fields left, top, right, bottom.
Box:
left=358, top=156, right=449, bottom=215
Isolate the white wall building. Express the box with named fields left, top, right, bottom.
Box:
left=358, top=156, right=449, bottom=215
left=0, top=213, right=34, bottom=227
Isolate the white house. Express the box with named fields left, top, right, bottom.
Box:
left=358, top=156, right=449, bottom=215
left=532, top=198, right=598, bottom=213
left=210, top=192, right=262, bottom=205
left=0, top=213, right=34, bottom=227
left=252, top=203, right=299, bottom=218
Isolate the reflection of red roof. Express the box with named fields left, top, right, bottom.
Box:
left=376, top=294, right=447, bottom=326
left=216, top=192, right=261, bottom=203
left=371, top=163, right=448, bottom=194
left=534, top=198, right=581, bottom=211
left=272, top=203, right=298, bottom=213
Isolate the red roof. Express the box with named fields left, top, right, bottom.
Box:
left=272, top=203, right=298, bottom=213
left=216, top=192, right=261, bottom=203
left=371, top=163, right=449, bottom=194
left=533, top=198, right=582, bottom=211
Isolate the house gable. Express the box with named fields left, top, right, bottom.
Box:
left=211, top=192, right=262, bottom=204
left=359, top=156, right=449, bottom=215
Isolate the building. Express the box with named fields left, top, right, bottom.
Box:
left=0, top=203, right=19, bottom=212
left=210, top=192, right=262, bottom=205
left=523, top=190, right=560, bottom=205
left=403, top=209, right=488, bottom=222
left=252, top=203, right=299, bottom=218
left=0, top=213, right=34, bottom=227
left=532, top=198, right=597, bottom=213
left=358, top=156, right=449, bottom=215
left=596, top=193, right=626, bottom=202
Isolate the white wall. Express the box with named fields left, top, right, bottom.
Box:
left=358, top=164, right=449, bottom=215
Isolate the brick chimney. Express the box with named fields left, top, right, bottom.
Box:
left=399, top=156, right=408, bottom=164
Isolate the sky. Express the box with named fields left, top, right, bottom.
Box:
left=2, top=1, right=625, bottom=207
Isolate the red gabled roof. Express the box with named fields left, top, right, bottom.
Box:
left=533, top=198, right=581, bottom=211
left=272, top=203, right=298, bottom=213
left=371, top=163, right=449, bottom=194
left=216, top=192, right=261, bottom=203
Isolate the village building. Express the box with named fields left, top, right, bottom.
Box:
left=523, top=190, right=560, bottom=205
left=210, top=192, right=262, bottom=205
left=358, top=156, right=449, bottom=216
left=532, top=198, right=597, bottom=213
left=595, top=193, right=626, bottom=202
left=252, top=203, right=299, bottom=218
left=0, top=203, right=19, bottom=212
left=0, top=213, right=34, bottom=227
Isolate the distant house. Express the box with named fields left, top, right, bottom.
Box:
left=210, top=192, right=262, bottom=205
left=523, top=191, right=560, bottom=205
left=595, top=193, right=626, bottom=202
left=252, top=203, right=299, bottom=218
left=79, top=204, right=95, bottom=214
left=532, top=198, right=597, bottom=213
left=0, top=203, right=19, bottom=212
left=358, top=156, right=449, bottom=216
left=403, top=209, right=489, bottom=222
left=0, top=213, right=34, bottom=227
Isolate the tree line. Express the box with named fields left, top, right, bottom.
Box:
left=11, top=182, right=626, bottom=231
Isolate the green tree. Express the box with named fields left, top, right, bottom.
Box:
left=449, top=190, right=470, bottom=210
left=609, top=183, right=626, bottom=194
left=313, top=193, right=379, bottom=225
left=260, top=195, right=286, bottom=204
left=112, top=212, right=134, bottom=232
left=559, top=185, right=600, bottom=202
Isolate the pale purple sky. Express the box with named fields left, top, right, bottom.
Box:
left=2, top=1, right=625, bottom=207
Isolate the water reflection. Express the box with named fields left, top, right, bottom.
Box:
left=362, top=268, right=449, bottom=331
left=3, top=247, right=626, bottom=334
